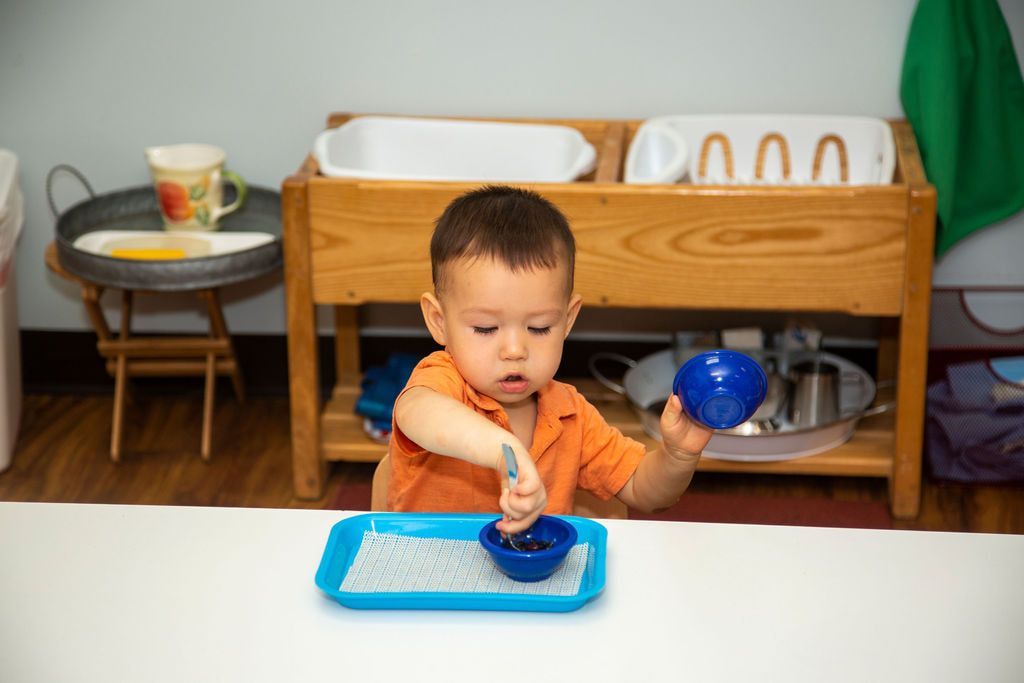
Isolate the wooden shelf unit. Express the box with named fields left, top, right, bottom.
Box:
left=283, top=113, right=935, bottom=518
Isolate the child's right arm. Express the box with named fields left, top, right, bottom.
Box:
left=394, top=386, right=547, bottom=533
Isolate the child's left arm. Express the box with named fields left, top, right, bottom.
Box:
left=615, top=394, right=713, bottom=513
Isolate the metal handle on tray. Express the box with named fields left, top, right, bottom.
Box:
left=856, top=401, right=896, bottom=419
left=46, top=164, right=95, bottom=219
left=840, top=378, right=896, bottom=420
left=587, top=352, right=637, bottom=395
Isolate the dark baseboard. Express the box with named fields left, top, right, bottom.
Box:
left=20, top=330, right=878, bottom=398
left=21, top=330, right=300, bottom=398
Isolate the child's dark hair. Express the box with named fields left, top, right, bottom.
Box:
left=430, top=185, right=575, bottom=295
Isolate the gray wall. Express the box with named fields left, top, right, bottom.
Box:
left=3, top=0, right=1015, bottom=341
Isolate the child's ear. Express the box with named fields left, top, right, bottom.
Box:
left=420, top=292, right=448, bottom=346
left=563, top=293, right=583, bottom=339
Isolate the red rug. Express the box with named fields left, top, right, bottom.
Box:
left=329, top=482, right=373, bottom=511
left=327, top=484, right=891, bottom=530
left=629, top=492, right=892, bottom=529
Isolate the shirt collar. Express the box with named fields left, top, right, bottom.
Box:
left=464, top=381, right=503, bottom=412
left=535, top=379, right=578, bottom=420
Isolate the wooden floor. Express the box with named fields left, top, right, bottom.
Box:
left=1, top=392, right=1022, bottom=534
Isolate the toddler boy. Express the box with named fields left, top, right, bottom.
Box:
left=388, top=186, right=712, bottom=533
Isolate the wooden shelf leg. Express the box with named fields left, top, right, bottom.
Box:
left=890, top=186, right=937, bottom=519
left=283, top=176, right=324, bottom=499
left=334, top=305, right=361, bottom=384
left=877, top=318, right=899, bottom=384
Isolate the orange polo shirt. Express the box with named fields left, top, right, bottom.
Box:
left=387, top=350, right=647, bottom=514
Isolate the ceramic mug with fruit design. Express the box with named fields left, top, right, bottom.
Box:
left=144, top=144, right=246, bottom=231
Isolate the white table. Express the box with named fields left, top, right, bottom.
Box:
left=1, top=502, right=1022, bottom=682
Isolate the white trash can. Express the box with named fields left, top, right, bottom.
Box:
left=0, top=149, right=24, bottom=472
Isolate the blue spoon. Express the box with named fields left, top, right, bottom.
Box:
left=501, top=443, right=527, bottom=551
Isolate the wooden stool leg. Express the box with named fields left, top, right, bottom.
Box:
left=201, top=352, right=216, bottom=461
left=202, top=288, right=245, bottom=403
left=111, top=354, right=126, bottom=462
left=110, top=290, right=134, bottom=462
left=229, top=363, right=246, bottom=403
left=81, top=284, right=112, bottom=342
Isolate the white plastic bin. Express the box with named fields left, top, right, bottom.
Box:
left=313, top=116, right=597, bottom=182
left=625, top=115, right=896, bottom=186
left=0, top=149, right=24, bottom=471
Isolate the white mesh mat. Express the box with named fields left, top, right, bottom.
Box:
left=340, top=531, right=589, bottom=596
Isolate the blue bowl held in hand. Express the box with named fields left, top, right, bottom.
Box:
left=673, top=350, right=768, bottom=429
left=479, top=515, right=578, bottom=582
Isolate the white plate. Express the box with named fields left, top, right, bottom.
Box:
left=313, top=116, right=597, bottom=183
left=73, top=230, right=275, bottom=260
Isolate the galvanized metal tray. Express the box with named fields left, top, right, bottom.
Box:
left=50, top=167, right=281, bottom=291
left=590, top=348, right=893, bottom=462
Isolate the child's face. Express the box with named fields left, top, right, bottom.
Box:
left=422, top=256, right=582, bottom=410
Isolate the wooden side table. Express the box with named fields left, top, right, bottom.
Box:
left=46, top=180, right=282, bottom=462
left=45, top=243, right=246, bottom=461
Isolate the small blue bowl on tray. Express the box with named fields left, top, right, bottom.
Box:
left=478, top=515, right=578, bottom=582
left=314, top=513, right=606, bottom=612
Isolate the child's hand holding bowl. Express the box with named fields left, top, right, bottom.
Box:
left=658, top=393, right=714, bottom=464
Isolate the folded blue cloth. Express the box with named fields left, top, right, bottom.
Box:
left=926, top=359, right=1024, bottom=483
left=354, top=353, right=420, bottom=426
left=944, top=360, right=1024, bottom=411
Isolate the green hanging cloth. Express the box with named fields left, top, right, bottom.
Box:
left=900, top=0, right=1024, bottom=255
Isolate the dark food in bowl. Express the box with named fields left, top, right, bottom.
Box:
left=479, top=515, right=578, bottom=582
left=502, top=536, right=553, bottom=552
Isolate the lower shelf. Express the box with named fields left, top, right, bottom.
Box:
left=319, top=377, right=896, bottom=478
left=321, top=382, right=388, bottom=462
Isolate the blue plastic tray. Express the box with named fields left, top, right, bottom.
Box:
left=314, top=513, right=607, bottom=612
